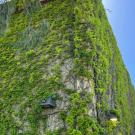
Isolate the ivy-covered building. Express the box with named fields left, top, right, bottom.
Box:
left=0, top=0, right=135, bottom=135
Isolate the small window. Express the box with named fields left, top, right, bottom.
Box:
left=41, top=96, right=56, bottom=109
left=40, top=0, right=49, bottom=4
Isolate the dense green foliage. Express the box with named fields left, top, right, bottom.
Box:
left=0, top=0, right=135, bottom=135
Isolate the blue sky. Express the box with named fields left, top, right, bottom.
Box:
left=102, top=0, right=135, bottom=86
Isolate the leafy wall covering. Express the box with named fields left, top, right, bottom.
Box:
left=0, top=0, right=135, bottom=135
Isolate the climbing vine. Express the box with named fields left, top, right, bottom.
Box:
left=0, top=0, right=135, bottom=135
